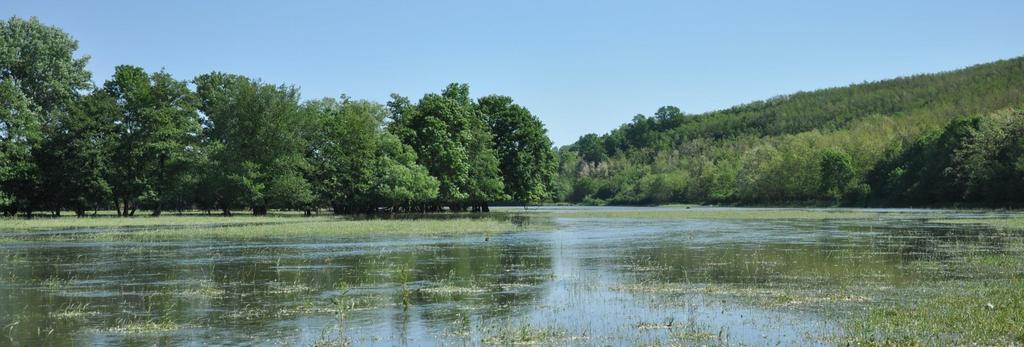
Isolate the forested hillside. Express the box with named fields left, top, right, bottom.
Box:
left=558, top=57, right=1024, bottom=206
left=0, top=17, right=556, bottom=216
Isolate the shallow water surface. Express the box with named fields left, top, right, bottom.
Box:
left=0, top=208, right=1020, bottom=345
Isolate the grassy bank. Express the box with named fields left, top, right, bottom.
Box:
left=0, top=213, right=321, bottom=232
left=44, top=218, right=526, bottom=241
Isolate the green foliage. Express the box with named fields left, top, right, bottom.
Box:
left=101, top=65, right=202, bottom=216
left=21, top=15, right=1024, bottom=212
left=0, top=16, right=91, bottom=216
left=573, top=133, right=607, bottom=164
left=867, top=117, right=978, bottom=205
left=818, top=148, right=855, bottom=201
left=479, top=95, right=557, bottom=204
left=195, top=72, right=311, bottom=215
left=390, top=83, right=507, bottom=210
left=560, top=57, right=1024, bottom=207
left=0, top=18, right=559, bottom=216
left=305, top=97, right=437, bottom=213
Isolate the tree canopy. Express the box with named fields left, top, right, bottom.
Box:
left=558, top=56, right=1024, bottom=207
left=0, top=17, right=558, bottom=216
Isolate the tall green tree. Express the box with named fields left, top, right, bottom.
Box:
left=0, top=79, right=39, bottom=215
left=371, top=133, right=439, bottom=211
left=818, top=148, right=855, bottom=201
left=41, top=91, right=117, bottom=216
left=867, top=117, right=979, bottom=205
left=478, top=95, right=556, bottom=205
left=100, top=66, right=201, bottom=216
left=195, top=72, right=312, bottom=215
left=305, top=97, right=437, bottom=213
left=573, top=134, right=607, bottom=164
left=391, top=83, right=505, bottom=211
left=0, top=16, right=91, bottom=216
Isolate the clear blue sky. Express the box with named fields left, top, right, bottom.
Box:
left=4, top=1, right=1023, bottom=145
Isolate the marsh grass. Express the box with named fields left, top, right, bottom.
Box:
left=847, top=241, right=1024, bottom=345
left=933, top=217, right=1024, bottom=230
left=614, top=282, right=873, bottom=311
left=0, top=214, right=323, bottom=232
left=847, top=279, right=1024, bottom=346
left=50, top=303, right=99, bottom=320
left=420, top=284, right=487, bottom=297
left=55, top=218, right=525, bottom=240
left=172, top=285, right=225, bottom=299
left=104, top=321, right=184, bottom=334
left=480, top=323, right=581, bottom=345
left=550, top=209, right=888, bottom=220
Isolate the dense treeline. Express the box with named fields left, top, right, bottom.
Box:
left=559, top=56, right=1024, bottom=207
left=0, top=17, right=556, bottom=217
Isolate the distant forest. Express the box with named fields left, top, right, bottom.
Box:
left=0, top=17, right=556, bottom=216
left=5, top=17, right=1024, bottom=218
left=556, top=55, right=1024, bottom=207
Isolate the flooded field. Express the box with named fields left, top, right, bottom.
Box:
left=1, top=207, right=1022, bottom=346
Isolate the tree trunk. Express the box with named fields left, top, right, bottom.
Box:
left=153, top=154, right=165, bottom=217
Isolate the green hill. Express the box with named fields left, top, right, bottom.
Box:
left=558, top=57, right=1024, bottom=206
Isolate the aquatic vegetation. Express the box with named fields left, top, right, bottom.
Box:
left=397, top=266, right=412, bottom=311
left=666, top=319, right=723, bottom=345
left=0, top=214, right=321, bottom=232
left=480, top=323, right=582, bottom=345
left=932, top=217, right=1024, bottom=230
left=68, top=218, right=523, bottom=240
left=223, top=306, right=271, bottom=321
left=847, top=243, right=1024, bottom=345
left=420, top=284, right=487, bottom=297
left=2, top=208, right=1023, bottom=345
left=848, top=279, right=1024, bottom=346
left=50, top=303, right=99, bottom=320
left=551, top=208, right=889, bottom=220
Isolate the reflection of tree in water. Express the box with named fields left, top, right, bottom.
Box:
left=398, top=242, right=553, bottom=328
